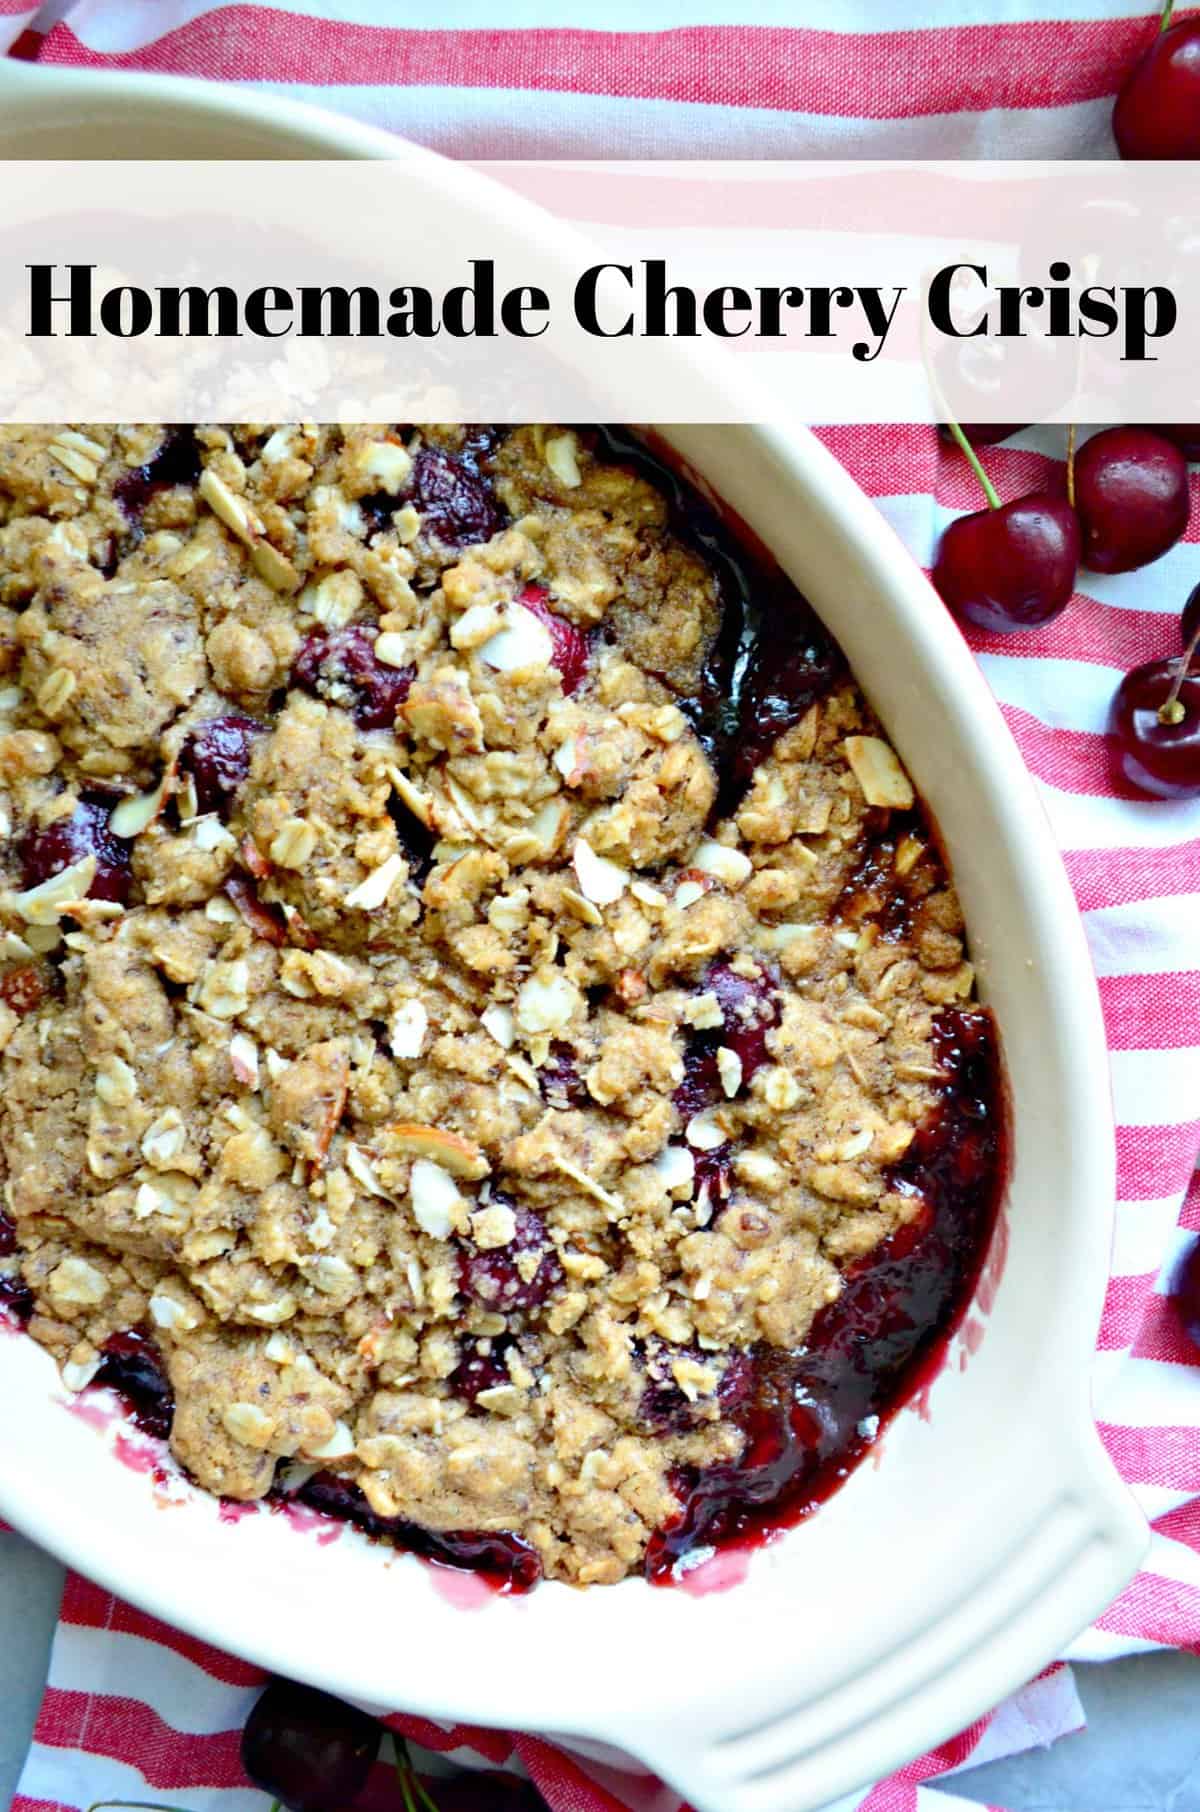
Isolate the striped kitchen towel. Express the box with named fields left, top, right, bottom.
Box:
left=4, top=3, right=1200, bottom=1809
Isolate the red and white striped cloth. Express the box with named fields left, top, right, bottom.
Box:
left=3, top=5, right=1200, bottom=1811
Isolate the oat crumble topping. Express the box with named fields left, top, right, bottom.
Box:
left=0, top=423, right=989, bottom=1587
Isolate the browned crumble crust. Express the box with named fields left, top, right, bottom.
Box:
left=0, top=424, right=975, bottom=1585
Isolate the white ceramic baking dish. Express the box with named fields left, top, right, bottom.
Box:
left=0, top=54, right=1147, bottom=1812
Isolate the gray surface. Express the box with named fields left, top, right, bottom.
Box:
left=2, top=1533, right=1200, bottom=1809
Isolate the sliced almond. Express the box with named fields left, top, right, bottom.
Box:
left=409, top=1157, right=465, bottom=1237
left=653, top=1144, right=696, bottom=1191
left=572, top=836, right=627, bottom=907
left=481, top=1004, right=516, bottom=1050
left=345, top=851, right=404, bottom=912
left=385, top=763, right=435, bottom=831
left=843, top=735, right=914, bottom=810
left=479, top=601, right=553, bottom=674
left=387, top=1123, right=490, bottom=1180
left=10, top=854, right=97, bottom=925
left=109, top=768, right=172, bottom=839
left=388, top=998, right=428, bottom=1059
left=716, top=1046, right=744, bottom=1099
left=691, top=838, right=752, bottom=888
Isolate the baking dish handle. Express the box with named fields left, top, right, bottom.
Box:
left=609, top=1460, right=1145, bottom=1812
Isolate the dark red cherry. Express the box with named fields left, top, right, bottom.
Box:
left=1171, top=1235, right=1200, bottom=1348
left=1181, top=582, right=1200, bottom=657
left=937, top=423, right=1025, bottom=447
left=1075, top=427, right=1190, bottom=574
left=932, top=493, right=1080, bottom=632
left=241, top=1678, right=379, bottom=1812
left=1114, top=17, right=1200, bottom=159
left=458, top=1203, right=563, bottom=1314
left=518, top=583, right=590, bottom=694
left=1156, top=425, right=1200, bottom=462
left=0, top=1209, right=15, bottom=1257
left=94, top=1330, right=175, bottom=1438
left=293, top=624, right=415, bottom=732
left=19, top=795, right=133, bottom=904
left=448, top=1339, right=512, bottom=1405
left=179, top=714, right=261, bottom=816
left=1107, top=658, right=1200, bottom=799
left=424, top=1775, right=546, bottom=1811
left=411, top=441, right=501, bottom=548
left=730, top=592, right=843, bottom=793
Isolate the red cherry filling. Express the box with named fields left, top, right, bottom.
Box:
left=647, top=1007, right=1003, bottom=1580
left=1107, top=658, right=1200, bottom=800
left=293, top=624, right=415, bottom=732
left=932, top=493, right=1080, bottom=633
left=728, top=591, right=844, bottom=796
left=448, top=1338, right=513, bottom=1405
left=179, top=713, right=262, bottom=817
left=241, top=1678, right=379, bottom=1812
left=674, top=962, right=779, bottom=1123
left=93, top=1329, right=175, bottom=1439
left=411, top=436, right=502, bottom=548
left=111, top=426, right=202, bottom=525
left=457, top=1203, right=563, bottom=1314
left=19, top=795, right=133, bottom=905
left=0, top=1211, right=29, bottom=1321
left=1114, top=16, right=1200, bottom=160
left=1075, top=428, right=1190, bottom=575
left=290, top=1470, right=542, bottom=1591
left=517, top=583, right=590, bottom=695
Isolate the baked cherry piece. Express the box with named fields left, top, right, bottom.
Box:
left=293, top=624, right=415, bottom=731
left=933, top=493, right=1080, bottom=633
left=674, top=962, right=779, bottom=1122
left=0, top=963, right=51, bottom=1016
left=1114, top=9, right=1200, bottom=159
left=640, top=1342, right=756, bottom=1434
left=94, top=1329, right=175, bottom=1438
left=518, top=583, right=590, bottom=694
left=1171, top=1236, right=1200, bottom=1349
left=1107, top=658, right=1200, bottom=799
left=19, top=795, right=133, bottom=905
left=458, top=1203, right=563, bottom=1314
left=111, top=425, right=202, bottom=524
left=179, top=714, right=261, bottom=816
left=1074, top=428, right=1190, bottom=574
left=411, top=435, right=501, bottom=547
left=448, top=1338, right=512, bottom=1405
left=540, top=1043, right=587, bottom=1109
left=241, top=1678, right=379, bottom=1812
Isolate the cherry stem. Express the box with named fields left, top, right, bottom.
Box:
left=391, top=1732, right=441, bottom=1812
left=1160, top=0, right=1176, bottom=31
left=1066, top=423, right=1077, bottom=509
left=1160, top=625, right=1200, bottom=724
left=944, top=417, right=1002, bottom=510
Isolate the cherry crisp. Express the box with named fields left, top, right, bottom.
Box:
left=0, top=425, right=1001, bottom=1587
